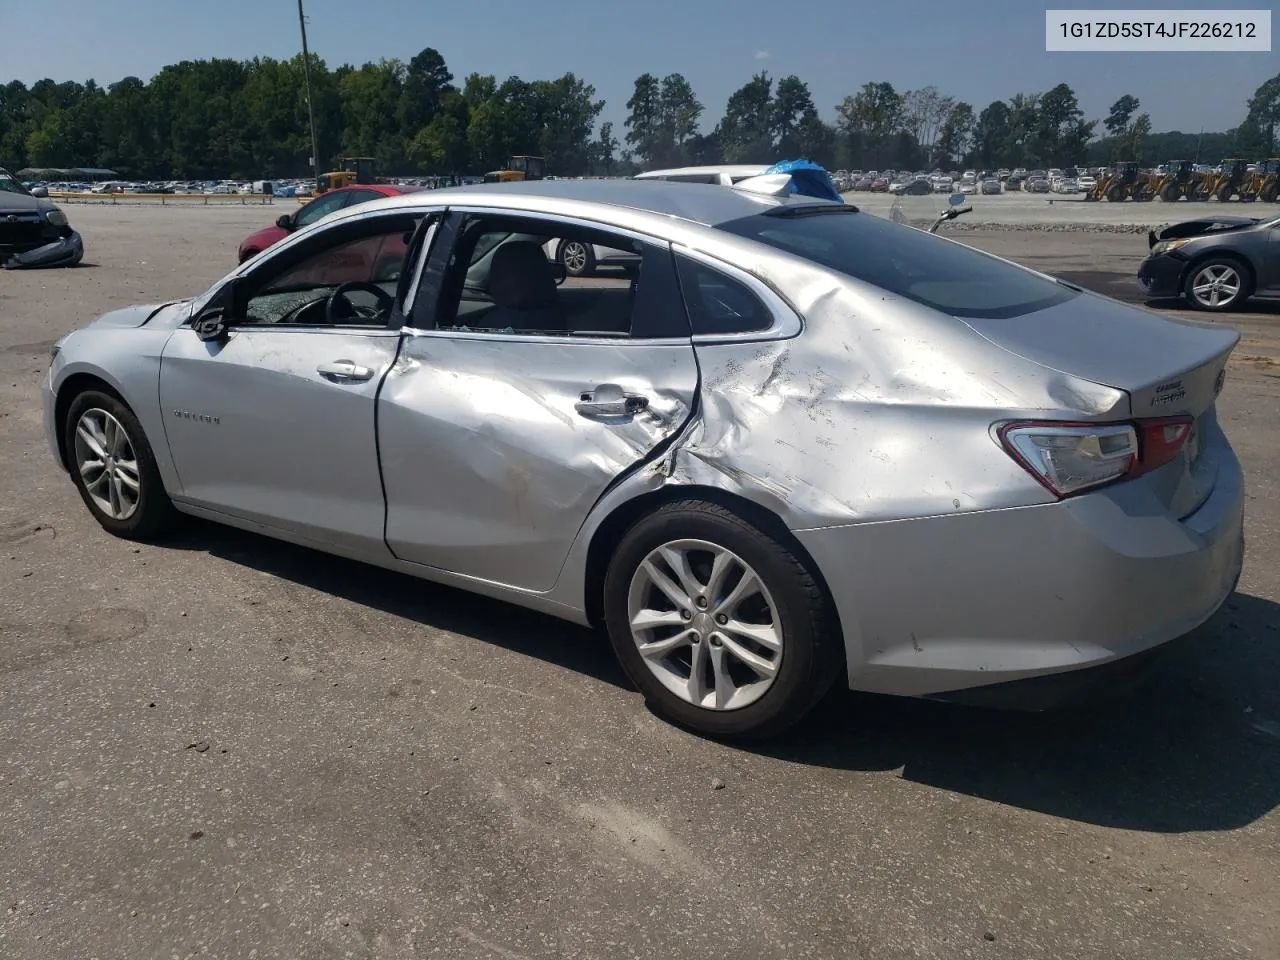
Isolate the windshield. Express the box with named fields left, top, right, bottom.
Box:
left=0, top=171, right=29, bottom=195
left=718, top=210, right=1076, bottom=320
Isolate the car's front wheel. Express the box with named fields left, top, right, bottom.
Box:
left=603, top=500, right=842, bottom=739
left=65, top=390, right=178, bottom=540
left=1183, top=257, right=1249, bottom=312
left=557, top=239, right=595, bottom=277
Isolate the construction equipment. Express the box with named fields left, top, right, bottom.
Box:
left=1199, top=159, right=1249, bottom=202
left=1150, top=160, right=1198, bottom=202
left=316, top=156, right=377, bottom=194
left=1086, top=161, right=1142, bottom=202
left=482, top=156, right=547, bottom=184
left=1240, top=159, right=1280, bottom=203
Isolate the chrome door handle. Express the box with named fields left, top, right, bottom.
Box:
left=317, top=359, right=375, bottom=383
left=575, top=383, right=649, bottom=419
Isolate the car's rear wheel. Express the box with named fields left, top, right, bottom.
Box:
left=1183, top=257, right=1249, bottom=312
left=65, top=390, right=178, bottom=540
left=557, top=239, right=595, bottom=277
left=603, top=500, right=842, bottom=739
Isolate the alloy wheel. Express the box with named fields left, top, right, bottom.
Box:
left=560, top=241, right=589, bottom=274
left=73, top=408, right=141, bottom=521
left=1190, top=264, right=1242, bottom=309
left=626, top=539, right=783, bottom=711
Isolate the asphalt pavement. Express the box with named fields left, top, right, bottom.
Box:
left=1, top=204, right=1277, bottom=960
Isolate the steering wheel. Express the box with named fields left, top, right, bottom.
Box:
left=324, top=281, right=395, bottom=325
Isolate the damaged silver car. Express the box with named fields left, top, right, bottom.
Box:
left=44, top=179, right=1244, bottom=737
left=0, top=169, right=84, bottom=268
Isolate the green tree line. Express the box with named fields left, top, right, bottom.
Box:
left=1, top=49, right=1276, bottom=179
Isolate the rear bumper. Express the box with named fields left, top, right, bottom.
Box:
left=1137, top=252, right=1185, bottom=297
left=1, top=231, right=84, bottom=269
left=796, top=433, right=1245, bottom=702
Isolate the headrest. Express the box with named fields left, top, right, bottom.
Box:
left=489, top=241, right=558, bottom=309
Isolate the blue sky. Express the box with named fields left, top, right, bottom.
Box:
left=2, top=0, right=1273, bottom=134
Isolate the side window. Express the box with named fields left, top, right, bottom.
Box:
left=294, top=191, right=351, bottom=228
left=675, top=255, right=774, bottom=336
left=237, top=214, right=420, bottom=327
left=432, top=215, right=689, bottom=339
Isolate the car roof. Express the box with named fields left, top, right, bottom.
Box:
left=358, top=178, right=841, bottom=227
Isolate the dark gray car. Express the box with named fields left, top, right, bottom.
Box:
left=1139, top=213, right=1280, bottom=311
left=0, top=169, right=84, bottom=269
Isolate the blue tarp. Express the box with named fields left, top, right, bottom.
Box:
left=763, top=160, right=843, bottom=202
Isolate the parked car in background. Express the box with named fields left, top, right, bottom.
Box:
left=237, top=184, right=423, bottom=263
left=0, top=166, right=84, bottom=268
left=1077, top=175, right=1098, bottom=192
left=1028, top=178, right=1052, bottom=194
left=981, top=179, right=1003, bottom=195
left=1140, top=212, right=1280, bottom=312
left=45, top=178, right=1245, bottom=738
left=889, top=178, right=932, bottom=196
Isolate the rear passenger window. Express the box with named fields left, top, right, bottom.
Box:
left=431, top=214, right=690, bottom=339
left=676, top=256, right=773, bottom=335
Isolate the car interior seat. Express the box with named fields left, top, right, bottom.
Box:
left=467, top=240, right=565, bottom=332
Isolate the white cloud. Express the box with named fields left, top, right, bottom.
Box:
left=754, top=50, right=771, bottom=60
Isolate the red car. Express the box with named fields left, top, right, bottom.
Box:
left=237, top=184, right=422, bottom=263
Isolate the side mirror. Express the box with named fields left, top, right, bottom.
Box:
left=191, top=278, right=240, bottom=344
left=30, top=186, right=49, bottom=198
left=276, top=213, right=295, bottom=231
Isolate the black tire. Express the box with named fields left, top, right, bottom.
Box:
left=1215, top=185, right=1233, bottom=202
left=1184, top=182, right=1203, bottom=202
left=1106, top=185, right=1125, bottom=203
left=603, top=500, right=843, bottom=739
left=64, top=390, right=179, bottom=540
left=1181, top=256, right=1250, bottom=313
left=1259, top=183, right=1277, bottom=203
left=557, top=239, right=595, bottom=277
left=1159, top=184, right=1179, bottom=202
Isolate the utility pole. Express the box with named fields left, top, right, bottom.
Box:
left=297, top=0, right=321, bottom=185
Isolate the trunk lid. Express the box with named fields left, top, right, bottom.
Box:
left=959, top=291, right=1239, bottom=516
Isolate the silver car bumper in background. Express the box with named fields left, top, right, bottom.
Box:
left=796, top=439, right=1245, bottom=702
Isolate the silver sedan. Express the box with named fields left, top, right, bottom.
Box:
left=44, top=180, right=1245, bottom=738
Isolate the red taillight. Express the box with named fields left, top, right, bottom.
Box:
left=999, top=414, right=1195, bottom=499
left=1132, top=415, right=1194, bottom=477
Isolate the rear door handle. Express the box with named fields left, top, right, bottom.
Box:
left=575, top=383, right=649, bottom=419
left=317, top=359, right=375, bottom=383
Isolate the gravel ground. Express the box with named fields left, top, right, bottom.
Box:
left=1, top=203, right=1277, bottom=960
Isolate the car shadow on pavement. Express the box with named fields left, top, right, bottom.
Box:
left=166, top=518, right=630, bottom=689
left=765, top=591, right=1280, bottom=834
left=165, top=521, right=1278, bottom=833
